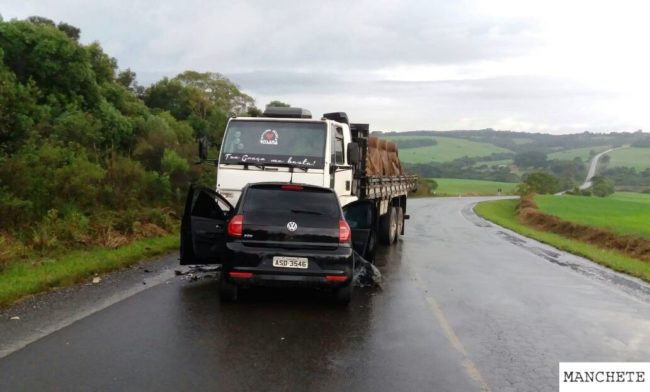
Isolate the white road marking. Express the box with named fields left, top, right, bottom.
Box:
left=408, top=267, right=492, bottom=392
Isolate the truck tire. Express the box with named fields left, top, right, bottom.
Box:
left=219, top=275, right=239, bottom=302
left=396, top=206, right=404, bottom=237
left=378, top=206, right=397, bottom=245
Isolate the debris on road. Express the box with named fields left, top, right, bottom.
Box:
left=175, top=265, right=221, bottom=281
left=10, top=316, right=20, bottom=320
left=92, top=277, right=101, bottom=284
left=353, top=252, right=383, bottom=288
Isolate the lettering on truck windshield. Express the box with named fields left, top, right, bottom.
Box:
left=220, top=121, right=327, bottom=167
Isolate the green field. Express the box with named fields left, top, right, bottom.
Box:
left=434, top=178, right=518, bottom=195
left=606, top=147, right=650, bottom=171
left=384, top=135, right=511, bottom=163
left=534, top=193, right=650, bottom=237
left=547, top=145, right=611, bottom=162
left=475, top=199, right=650, bottom=282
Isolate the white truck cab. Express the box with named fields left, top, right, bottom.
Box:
left=215, top=108, right=358, bottom=206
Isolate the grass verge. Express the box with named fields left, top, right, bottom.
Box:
left=474, top=199, right=650, bottom=283
left=0, top=233, right=179, bottom=307
left=534, top=193, right=650, bottom=237
left=433, top=178, right=518, bottom=196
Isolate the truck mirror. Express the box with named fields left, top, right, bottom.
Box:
left=347, top=142, right=360, bottom=165
left=198, top=137, right=209, bottom=161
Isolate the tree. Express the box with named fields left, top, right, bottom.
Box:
left=521, top=172, right=559, bottom=194
left=600, top=154, right=611, bottom=165
left=86, top=42, right=117, bottom=84
left=246, top=105, right=263, bottom=117
left=266, top=100, right=290, bottom=108
left=26, top=16, right=55, bottom=27
left=116, top=68, right=137, bottom=89
left=0, top=19, right=101, bottom=110
left=174, top=70, right=254, bottom=114
left=514, top=151, right=548, bottom=168
left=590, top=176, right=614, bottom=197
left=57, top=22, right=80, bottom=41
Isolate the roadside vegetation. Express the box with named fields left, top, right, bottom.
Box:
left=0, top=234, right=178, bottom=306
left=0, top=16, right=269, bottom=304
left=409, top=178, right=438, bottom=197
left=475, top=199, right=650, bottom=282
left=475, top=197, right=650, bottom=282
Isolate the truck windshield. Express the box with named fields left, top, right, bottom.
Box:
left=220, top=120, right=326, bottom=168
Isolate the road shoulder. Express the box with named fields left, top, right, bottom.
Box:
left=0, top=252, right=180, bottom=359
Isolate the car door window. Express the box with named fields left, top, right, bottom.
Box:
left=191, top=187, right=232, bottom=220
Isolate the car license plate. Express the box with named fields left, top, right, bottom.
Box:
left=272, top=256, right=308, bottom=269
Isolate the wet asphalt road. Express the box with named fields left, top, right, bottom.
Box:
left=1, top=197, right=649, bottom=392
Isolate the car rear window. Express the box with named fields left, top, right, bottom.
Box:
left=242, top=187, right=340, bottom=218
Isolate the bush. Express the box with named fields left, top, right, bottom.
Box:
left=590, top=177, right=615, bottom=197
left=30, top=209, right=91, bottom=252
left=521, top=172, right=559, bottom=194
left=409, top=178, right=438, bottom=197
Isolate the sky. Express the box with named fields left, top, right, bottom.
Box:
left=2, top=0, right=649, bottom=133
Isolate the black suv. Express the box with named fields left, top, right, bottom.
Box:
left=180, top=183, right=376, bottom=304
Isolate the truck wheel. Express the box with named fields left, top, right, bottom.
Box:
left=333, top=283, right=352, bottom=305
left=219, top=275, right=239, bottom=302
left=396, top=207, right=404, bottom=237
left=378, top=206, right=397, bottom=245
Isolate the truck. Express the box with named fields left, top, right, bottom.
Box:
left=183, top=106, right=417, bottom=264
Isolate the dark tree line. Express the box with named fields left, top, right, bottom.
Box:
left=0, top=16, right=260, bottom=256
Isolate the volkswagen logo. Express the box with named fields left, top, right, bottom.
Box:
left=286, top=221, right=298, bottom=232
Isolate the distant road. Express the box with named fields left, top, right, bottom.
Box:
left=579, top=147, right=624, bottom=190
left=1, top=197, right=648, bottom=391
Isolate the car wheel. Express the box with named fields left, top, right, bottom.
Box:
left=219, top=275, right=239, bottom=302
left=333, top=283, right=352, bottom=305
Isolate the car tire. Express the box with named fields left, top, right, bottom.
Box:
left=333, top=283, right=352, bottom=305
left=378, top=206, right=397, bottom=245
left=219, top=275, right=239, bottom=302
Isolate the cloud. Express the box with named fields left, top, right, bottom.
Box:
left=2, top=0, right=649, bottom=133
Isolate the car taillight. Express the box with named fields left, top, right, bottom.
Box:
left=281, top=184, right=303, bottom=190
left=228, top=214, right=244, bottom=237
left=339, top=219, right=351, bottom=243
left=229, top=271, right=253, bottom=279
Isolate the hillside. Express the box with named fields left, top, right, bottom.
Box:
left=606, top=147, right=650, bottom=171
left=383, top=135, right=511, bottom=163
left=377, top=130, right=650, bottom=189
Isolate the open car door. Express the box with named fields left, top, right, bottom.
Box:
left=343, top=200, right=377, bottom=262
left=180, top=184, right=234, bottom=265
